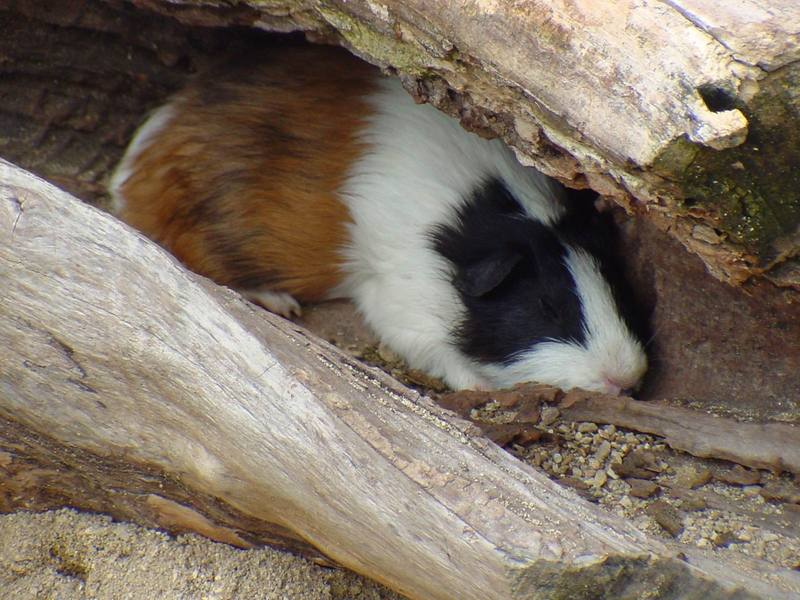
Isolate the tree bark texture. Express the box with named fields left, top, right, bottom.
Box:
left=3, top=158, right=800, bottom=599
left=115, top=0, right=800, bottom=290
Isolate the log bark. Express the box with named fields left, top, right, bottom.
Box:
left=2, top=159, right=800, bottom=598
left=123, top=0, right=800, bottom=290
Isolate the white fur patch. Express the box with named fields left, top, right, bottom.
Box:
left=108, top=104, right=176, bottom=214
left=243, top=287, right=302, bottom=318
left=480, top=248, right=647, bottom=393
left=334, top=78, right=565, bottom=390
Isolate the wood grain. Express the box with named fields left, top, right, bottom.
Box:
left=559, top=392, right=800, bottom=475
left=129, top=0, right=800, bottom=288
left=2, top=158, right=800, bottom=598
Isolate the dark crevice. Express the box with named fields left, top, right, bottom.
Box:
left=697, top=84, right=738, bottom=113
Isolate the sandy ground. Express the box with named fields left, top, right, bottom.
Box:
left=0, top=509, right=403, bottom=600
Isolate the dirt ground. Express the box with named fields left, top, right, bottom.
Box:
left=0, top=509, right=402, bottom=600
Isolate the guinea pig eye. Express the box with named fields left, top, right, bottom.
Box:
left=539, top=297, right=560, bottom=321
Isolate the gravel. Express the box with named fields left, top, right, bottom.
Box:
left=502, top=413, right=800, bottom=570
left=0, top=509, right=402, bottom=600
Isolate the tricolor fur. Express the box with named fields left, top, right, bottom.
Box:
left=110, top=45, right=647, bottom=393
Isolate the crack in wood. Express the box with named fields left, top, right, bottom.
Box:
left=2, top=189, right=24, bottom=236
left=46, top=333, right=87, bottom=380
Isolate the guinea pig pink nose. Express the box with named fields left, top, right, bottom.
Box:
left=602, top=377, right=639, bottom=397
left=603, top=377, right=637, bottom=396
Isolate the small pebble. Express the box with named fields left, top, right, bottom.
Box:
left=712, top=530, right=741, bottom=547
left=647, top=500, right=684, bottom=538
left=559, top=476, right=591, bottom=492
left=715, top=465, right=761, bottom=487
left=377, top=342, right=402, bottom=364
left=592, top=470, right=608, bottom=488
left=627, top=478, right=659, bottom=499
left=737, top=529, right=753, bottom=542
left=678, top=495, right=707, bottom=512
left=674, top=465, right=712, bottom=489
left=540, top=406, right=560, bottom=426
left=595, top=441, right=612, bottom=463
left=612, top=450, right=659, bottom=479
left=577, top=422, right=598, bottom=434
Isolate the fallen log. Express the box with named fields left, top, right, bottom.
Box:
left=439, top=386, right=800, bottom=476
left=2, top=160, right=800, bottom=598
left=558, top=392, right=800, bottom=476
left=128, top=0, right=800, bottom=289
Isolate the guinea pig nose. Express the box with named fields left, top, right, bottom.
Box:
left=602, top=379, right=623, bottom=395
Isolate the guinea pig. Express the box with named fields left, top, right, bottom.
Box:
left=109, top=45, right=647, bottom=394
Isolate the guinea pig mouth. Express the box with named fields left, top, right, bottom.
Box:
left=600, top=377, right=639, bottom=396
left=606, top=371, right=646, bottom=396
left=478, top=338, right=647, bottom=395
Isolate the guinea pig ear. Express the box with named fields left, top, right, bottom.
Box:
left=456, top=250, right=524, bottom=297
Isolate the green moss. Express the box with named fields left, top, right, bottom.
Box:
left=511, top=555, right=749, bottom=600
left=652, top=136, right=700, bottom=177
left=657, top=64, right=800, bottom=264
left=316, top=6, right=431, bottom=76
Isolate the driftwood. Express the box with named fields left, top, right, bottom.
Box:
left=3, top=162, right=800, bottom=598
left=440, top=386, right=800, bottom=476
left=558, top=392, right=800, bottom=476
left=129, top=0, right=800, bottom=290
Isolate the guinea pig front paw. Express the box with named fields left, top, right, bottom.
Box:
left=441, top=364, right=492, bottom=392
left=242, top=287, right=302, bottom=319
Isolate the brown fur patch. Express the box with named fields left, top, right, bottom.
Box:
left=117, top=46, right=378, bottom=301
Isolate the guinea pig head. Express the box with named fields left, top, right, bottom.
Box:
left=432, top=179, right=647, bottom=395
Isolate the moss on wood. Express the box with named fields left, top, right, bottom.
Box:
left=658, top=63, right=800, bottom=266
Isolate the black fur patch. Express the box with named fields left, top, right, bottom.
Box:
left=430, top=178, right=586, bottom=365
left=556, top=188, right=650, bottom=345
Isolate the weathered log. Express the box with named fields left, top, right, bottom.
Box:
left=2, top=160, right=800, bottom=598
left=438, top=385, right=800, bottom=476
left=558, top=392, right=800, bottom=475
left=2, top=0, right=798, bottom=423
left=122, top=0, right=800, bottom=290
